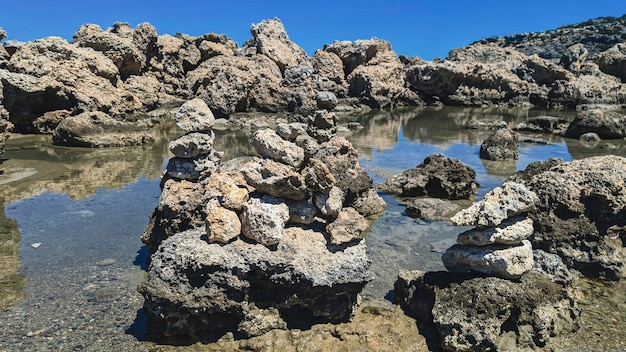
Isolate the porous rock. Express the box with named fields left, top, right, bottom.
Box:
left=240, top=196, right=289, bottom=246
left=406, top=198, right=461, bottom=220
left=139, top=227, right=372, bottom=342
left=564, top=110, right=626, bottom=139
left=240, top=157, right=307, bottom=200
left=442, top=240, right=534, bottom=279
left=394, top=270, right=580, bottom=351
left=168, top=131, right=215, bottom=158
left=175, top=98, right=215, bottom=132
left=250, top=128, right=305, bottom=168
left=378, top=153, right=477, bottom=200
left=451, top=182, right=538, bottom=227
left=457, top=217, right=534, bottom=246
left=326, top=207, right=370, bottom=245
left=479, top=128, right=519, bottom=161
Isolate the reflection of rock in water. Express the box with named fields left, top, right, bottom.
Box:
left=480, top=157, right=518, bottom=176
left=0, top=207, right=27, bottom=310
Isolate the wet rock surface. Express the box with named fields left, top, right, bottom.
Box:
left=378, top=153, right=478, bottom=200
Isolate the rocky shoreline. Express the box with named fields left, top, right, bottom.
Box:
left=2, top=14, right=626, bottom=352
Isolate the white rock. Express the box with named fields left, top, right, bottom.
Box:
left=457, top=217, right=534, bottom=246
left=442, top=240, right=534, bottom=279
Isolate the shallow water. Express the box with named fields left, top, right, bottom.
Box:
left=1, top=107, right=625, bottom=351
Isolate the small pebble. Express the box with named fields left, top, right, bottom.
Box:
left=30, top=243, right=42, bottom=249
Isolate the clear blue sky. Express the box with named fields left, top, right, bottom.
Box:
left=1, top=1, right=625, bottom=60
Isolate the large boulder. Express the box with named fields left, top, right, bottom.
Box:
left=479, top=128, right=519, bottom=161
left=187, top=55, right=291, bottom=117
left=311, top=50, right=347, bottom=97
left=595, top=43, right=626, bottom=82
left=378, top=153, right=477, bottom=200
left=527, top=155, right=626, bottom=280
left=52, top=111, right=154, bottom=147
left=73, top=23, right=145, bottom=78
left=244, top=18, right=307, bottom=75
left=563, top=110, right=626, bottom=139
left=2, top=37, right=145, bottom=132
left=395, top=268, right=580, bottom=351
left=138, top=228, right=372, bottom=342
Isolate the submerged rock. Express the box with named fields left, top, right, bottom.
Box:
left=378, top=153, right=477, bottom=200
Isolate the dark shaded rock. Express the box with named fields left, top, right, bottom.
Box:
left=33, top=109, right=71, bottom=133
left=52, top=111, right=154, bottom=147
left=506, top=158, right=564, bottom=184
left=559, top=43, right=588, bottom=74
left=564, top=110, right=626, bottom=139
left=0, top=118, right=13, bottom=158
left=513, top=115, right=570, bottom=134
left=405, top=198, right=460, bottom=220
left=580, top=132, right=601, bottom=142
left=302, top=158, right=336, bottom=194
left=141, top=179, right=207, bottom=253
left=395, top=270, right=580, bottom=351
left=479, top=128, right=519, bottom=160
left=378, top=153, right=477, bottom=200
left=138, top=228, right=372, bottom=343
left=315, top=91, right=338, bottom=109
left=527, top=156, right=626, bottom=280
left=163, top=150, right=222, bottom=182
left=531, top=250, right=576, bottom=286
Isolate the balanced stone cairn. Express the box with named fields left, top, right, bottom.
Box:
left=139, top=103, right=386, bottom=342
left=163, top=98, right=222, bottom=184
left=443, top=182, right=539, bottom=279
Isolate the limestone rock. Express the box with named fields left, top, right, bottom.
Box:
left=315, top=91, right=338, bottom=109
left=139, top=228, right=372, bottom=342
left=276, top=122, right=307, bottom=141
left=395, top=270, right=580, bottom=351
left=326, top=207, right=370, bottom=245
left=349, top=188, right=387, bottom=217
left=175, top=98, right=215, bottom=132
left=240, top=157, right=307, bottom=200
left=451, top=182, right=538, bottom=227
left=527, top=155, right=626, bottom=280
left=315, top=136, right=373, bottom=199
left=240, top=197, right=290, bottom=246
left=246, top=18, right=307, bottom=74
left=595, top=42, right=626, bottom=82
left=250, top=129, right=305, bottom=168
left=564, top=110, right=626, bottom=139
left=513, top=115, right=570, bottom=134
left=311, top=50, right=347, bottom=96
left=442, top=240, right=534, bottom=280
left=285, top=199, right=318, bottom=225
left=314, top=187, right=345, bottom=220
left=457, top=217, right=534, bottom=246
left=206, top=202, right=242, bottom=243
left=559, top=43, right=588, bottom=74
left=168, top=131, right=215, bottom=158
left=303, top=158, right=336, bottom=194
left=479, top=128, right=519, bottom=161
left=466, top=119, right=507, bottom=130
left=203, top=172, right=249, bottom=211
left=406, top=198, right=460, bottom=221
left=506, top=158, right=564, bottom=184
left=52, top=111, right=154, bottom=147
left=163, top=151, right=222, bottom=182
left=378, top=153, right=477, bottom=200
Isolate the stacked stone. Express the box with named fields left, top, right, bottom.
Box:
left=205, top=108, right=386, bottom=247
left=442, top=182, right=539, bottom=279
left=163, top=98, right=222, bottom=184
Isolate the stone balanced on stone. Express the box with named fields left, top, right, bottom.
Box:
left=138, top=104, right=386, bottom=343
left=444, top=182, right=539, bottom=279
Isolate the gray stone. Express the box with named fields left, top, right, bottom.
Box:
left=406, top=198, right=460, bottom=220
left=315, top=137, right=373, bottom=198
left=457, top=217, right=534, bottom=246
left=240, top=197, right=289, bottom=246
left=326, top=207, right=370, bottom=245
left=175, top=98, right=215, bottom=132
left=442, top=240, right=534, bottom=279
left=315, top=91, right=338, bottom=109
left=479, top=128, right=519, bottom=161
left=466, top=119, right=507, bottom=130
left=285, top=198, right=318, bottom=225
left=378, top=153, right=477, bottom=200
left=276, top=122, right=307, bottom=141
left=168, top=131, right=215, bottom=158
left=303, top=158, right=336, bottom=194
left=240, top=157, right=307, bottom=200
left=349, top=188, right=387, bottom=217
left=564, top=110, right=626, bottom=139
left=250, top=128, right=305, bottom=168
left=451, top=182, right=538, bottom=227
left=164, top=151, right=222, bottom=182
left=513, top=116, right=570, bottom=134
left=314, top=187, right=345, bottom=220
